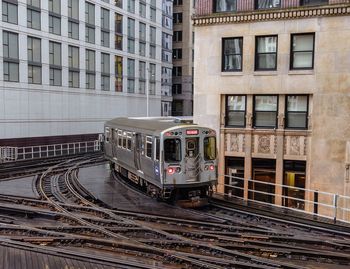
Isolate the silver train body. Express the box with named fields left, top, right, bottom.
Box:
left=104, top=117, right=217, bottom=206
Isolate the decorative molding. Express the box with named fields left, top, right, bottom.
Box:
left=193, top=4, right=350, bottom=26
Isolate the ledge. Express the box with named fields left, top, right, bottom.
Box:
left=193, top=4, right=350, bottom=26
left=221, top=71, right=244, bottom=76
left=288, top=69, right=314, bottom=75
left=253, top=71, right=278, bottom=76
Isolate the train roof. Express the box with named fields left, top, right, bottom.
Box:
left=105, top=117, right=197, bottom=133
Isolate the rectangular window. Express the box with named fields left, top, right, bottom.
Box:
left=28, top=37, right=41, bottom=84
left=300, top=0, right=328, bottom=6
left=226, top=95, right=246, bottom=127
left=255, top=0, right=280, bottom=9
left=150, top=45, right=156, bottom=59
left=139, top=61, right=146, bottom=94
left=285, top=95, right=308, bottom=129
left=127, top=58, right=135, bottom=93
left=127, top=0, right=135, bottom=13
left=115, top=35, right=123, bottom=50
left=128, top=39, right=135, bottom=54
left=28, top=0, right=40, bottom=8
left=49, top=41, right=61, bottom=86
left=115, top=0, right=122, bottom=8
left=101, top=53, right=110, bottom=91
left=255, top=35, right=278, bottom=71
left=222, top=37, right=243, bottom=71
left=101, top=8, right=110, bottom=47
left=127, top=18, right=135, bottom=37
left=173, top=31, right=182, bottom=42
left=85, top=2, right=95, bottom=24
left=214, top=0, right=237, bottom=12
left=68, top=21, right=79, bottom=40
left=173, top=13, right=182, bottom=23
left=69, top=70, right=79, bottom=88
left=49, top=0, right=60, bottom=14
left=146, top=136, right=153, bottom=158
left=86, top=26, right=95, bottom=43
left=3, top=1, right=18, bottom=24
left=150, top=7, right=156, bottom=22
left=164, top=139, right=181, bottom=162
left=290, top=33, right=315, bottom=70
left=68, top=0, right=79, bottom=19
left=49, top=15, right=61, bottom=35
left=86, top=49, right=95, bottom=89
left=204, top=137, right=217, bottom=160
left=27, top=6, right=40, bottom=30
left=139, top=22, right=146, bottom=41
left=149, top=63, right=156, bottom=95
left=173, top=49, right=182, bottom=60
left=3, top=31, right=19, bottom=82
left=172, top=84, right=182, bottom=95
left=150, top=26, right=156, bottom=44
left=115, top=13, right=123, bottom=50
left=115, top=56, right=123, bottom=92
left=174, top=0, right=183, bottom=5
left=172, top=66, right=182, bottom=77
left=101, top=31, right=110, bottom=47
left=254, top=95, right=278, bottom=128
left=139, top=42, right=146, bottom=56
left=139, top=2, right=146, bottom=17
left=68, top=46, right=79, bottom=68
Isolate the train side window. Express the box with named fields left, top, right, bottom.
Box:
left=155, top=138, right=160, bottom=161
left=117, top=130, right=122, bottom=147
left=164, top=139, right=181, bottom=162
left=204, top=137, right=217, bottom=160
left=127, top=132, right=132, bottom=150
left=113, top=129, right=118, bottom=143
left=105, top=127, right=110, bottom=142
left=146, top=136, right=152, bottom=158
left=122, top=131, right=127, bottom=148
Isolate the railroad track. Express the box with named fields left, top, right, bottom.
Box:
left=0, top=159, right=349, bottom=268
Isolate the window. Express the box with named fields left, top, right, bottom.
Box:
left=149, top=63, right=156, bottom=95
left=101, top=53, right=110, bottom=91
left=115, top=56, right=123, bottom=92
left=139, top=61, right=146, bottom=94
left=68, top=21, right=79, bottom=40
left=300, top=0, right=328, bottom=6
left=85, top=2, right=95, bottom=43
left=126, top=132, right=132, bottom=150
left=146, top=136, right=153, bottom=158
left=173, top=31, right=182, bottom=42
left=86, top=49, right=95, bottom=89
left=127, top=18, right=135, bottom=53
left=139, top=2, right=146, bottom=17
left=290, top=33, right=315, bottom=70
left=127, top=59, right=135, bottom=93
left=49, top=41, right=61, bottom=86
left=68, top=0, right=79, bottom=19
left=28, top=37, right=41, bottom=84
left=49, top=0, right=61, bottom=35
left=255, top=0, right=280, bottom=9
left=127, top=0, right=135, bottom=13
left=226, top=95, right=246, bottom=127
left=68, top=45, right=79, bottom=88
left=173, top=13, right=182, bottom=23
left=173, top=49, right=182, bottom=59
left=255, top=35, right=278, bottom=71
left=204, top=137, right=217, bottom=161
left=155, top=138, right=160, bottom=161
left=115, top=13, right=123, bottom=50
left=172, top=66, right=182, bottom=77
left=150, top=27, right=156, bottom=44
left=117, top=130, right=122, bottom=147
left=164, top=139, right=181, bottom=162
left=285, top=95, right=308, bottom=129
left=101, top=8, right=110, bottom=47
left=174, top=0, right=183, bottom=5
left=253, top=95, right=278, bottom=128
left=150, top=45, right=156, bottom=59
left=3, top=31, right=19, bottom=82
left=115, top=0, right=122, bottom=8
left=172, top=84, right=182, bottom=95
left=3, top=1, right=18, bottom=24
left=27, top=0, right=40, bottom=30
left=139, top=22, right=146, bottom=41
left=214, top=0, right=237, bottom=12
left=222, top=37, right=242, bottom=71
left=139, top=42, right=146, bottom=56
left=150, top=7, right=156, bottom=22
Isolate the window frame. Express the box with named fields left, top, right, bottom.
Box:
left=285, top=95, right=309, bottom=130
left=222, top=37, right=243, bottom=72
left=290, top=32, right=315, bottom=70
left=253, top=95, right=278, bottom=129
left=145, top=136, right=153, bottom=159
left=255, top=35, right=278, bottom=71
left=225, top=95, right=247, bottom=128
left=300, top=0, right=329, bottom=6
left=254, top=0, right=281, bottom=10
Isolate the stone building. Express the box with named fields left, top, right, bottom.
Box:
left=193, top=0, right=350, bottom=217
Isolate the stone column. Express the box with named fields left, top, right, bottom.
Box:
left=217, top=95, right=226, bottom=194
left=275, top=95, right=285, bottom=206
left=244, top=95, right=253, bottom=201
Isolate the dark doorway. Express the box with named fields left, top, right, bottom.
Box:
left=225, top=157, right=244, bottom=198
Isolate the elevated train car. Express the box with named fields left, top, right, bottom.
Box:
left=104, top=117, right=217, bottom=207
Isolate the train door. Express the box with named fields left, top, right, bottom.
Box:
left=185, top=137, right=200, bottom=182
left=154, top=137, right=161, bottom=182
left=134, top=133, right=142, bottom=172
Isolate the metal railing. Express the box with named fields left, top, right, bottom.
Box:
left=217, top=174, right=350, bottom=224
left=0, top=140, right=101, bottom=163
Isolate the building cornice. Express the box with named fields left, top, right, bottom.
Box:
left=193, top=4, right=350, bottom=26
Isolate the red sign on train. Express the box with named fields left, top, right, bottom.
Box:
left=186, top=129, right=199, bottom=135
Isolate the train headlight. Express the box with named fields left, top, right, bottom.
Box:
left=209, top=165, right=215, bottom=171
left=167, top=167, right=175, bottom=175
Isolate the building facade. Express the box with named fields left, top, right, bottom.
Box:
left=193, top=0, right=350, bottom=216
left=172, top=0, right=195, bottom=116
left=161, top=0, right=173, bottom=116
left=0, top=0, right=167, bottom=142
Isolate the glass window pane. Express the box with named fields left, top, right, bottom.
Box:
left=257, top=54, right=276, bottom=69
left=216, top=0, right=236, bottom=12
left=227, top=111, right=245, bottom=126
left=257, top=36, right=277, bottom=53
left=204, top=137, right=216, bottom=160
left=164, top=139, right=181, bottom=162
left=224, top=55, right=242, bottom=71
left=287, top=113, right=307, bottom=128
left=255, top=96, right=277, bottom=111
left=293, top=52, right=313, bottom=68
left=255, top=112, right=276, bottom=127
left=293, top=35, right=314, bottom=51
left=287, top=96, right=307, bottom=112
left=257, top=0, right=280, bottom=9
left=227, top=95, right=245, bottom=110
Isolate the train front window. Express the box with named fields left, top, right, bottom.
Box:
left=204, top=137, right=217, bottom=160
left=164, top=139, right=181, bottom=162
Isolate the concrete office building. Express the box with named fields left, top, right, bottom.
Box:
left=0, top=0, right=168, bottom=143
left=193, top=0, right=350, bottom=218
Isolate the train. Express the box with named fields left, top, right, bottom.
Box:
left=104, top=117, right=217, bottom=207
